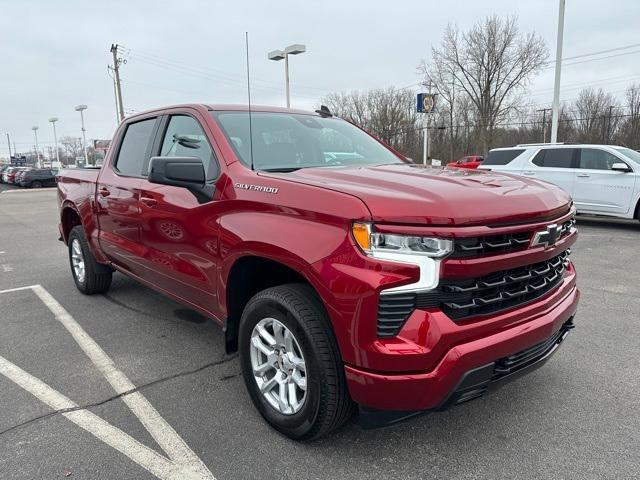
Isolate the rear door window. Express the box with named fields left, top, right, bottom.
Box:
left=483, top=149, right=525, bottom=166
left=578, top=149, right=623, bottom=170
left=114, top=118, right=157, bottom=177
left=531, top=148, right=575, bottom=168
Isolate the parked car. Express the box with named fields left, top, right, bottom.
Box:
left=14, top=168, right=32, bottom=185
left=57, top=104, right=579, bottom=440
left=479, top=143, right=640, bottom=220
left=0, top=165, right=11, bottom=182
left=3, top=166, right=28, bottom=184
left=448, top=155, right=484, bottom=169
left=19, top=168, right=57, bottom=188
left=2, top=166, right=15, bottom=183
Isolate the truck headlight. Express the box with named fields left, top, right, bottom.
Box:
left=352, top=223, right=453, bottom=259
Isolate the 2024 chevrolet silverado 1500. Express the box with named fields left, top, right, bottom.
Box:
left=57, top=104, right=579, bottom=440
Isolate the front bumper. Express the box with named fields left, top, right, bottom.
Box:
left=344, top=283, right=579, bottom=412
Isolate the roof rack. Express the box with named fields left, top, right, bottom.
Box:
left=514, top=142, right=576, bottom=147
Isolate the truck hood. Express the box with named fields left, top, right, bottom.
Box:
left=262, top=164, right=571, bottom=226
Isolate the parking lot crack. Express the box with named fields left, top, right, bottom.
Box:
left=0, top=353, right=238, bottom=438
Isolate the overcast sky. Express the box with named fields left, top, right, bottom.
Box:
left=1, top=0, right=639, bottom=157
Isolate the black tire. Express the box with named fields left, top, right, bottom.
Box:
left=239, top=284, right=354, bottom=440
left=68, top=225, right=113, bottom=294
left=31, top=181, right=42, bottom=188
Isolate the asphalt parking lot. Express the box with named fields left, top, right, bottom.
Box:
left=1, top=188, right=639, bottom=480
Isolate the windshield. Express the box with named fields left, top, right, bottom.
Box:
left=613, top=147, right=640, bottom=165
left=211, top=111, right=403, bottom=171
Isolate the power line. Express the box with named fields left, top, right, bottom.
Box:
left=122, top=52, right=321, bottom=100
left=528, top=73, right=640, bottom=95
left=545, top=42, right=640, bottom=65
left=543, top=49, right=640, bottom=70
left=118, top=45, right=330, bottom=95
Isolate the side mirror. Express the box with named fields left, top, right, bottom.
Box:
left=611, top=162, right=632, bottom=173
left=148, top=156, right=213, bottom=203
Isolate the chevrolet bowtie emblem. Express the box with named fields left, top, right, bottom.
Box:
left=532, top=223, right=562, bottom=248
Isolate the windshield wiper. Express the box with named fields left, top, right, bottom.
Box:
left=260, top=167, right=303, bottom=173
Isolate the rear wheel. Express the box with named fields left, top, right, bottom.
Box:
left=238, top=284, right=354, bottom=440
left=68, top=226, right=112, bottom=294
left=31, top=181, right=42, bottom=188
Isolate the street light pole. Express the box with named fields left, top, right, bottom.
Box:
left=32, top=127, right=39, bottom=166
left=75, top=104, right=89, bottom=165
left=49, top=117, right=60, bottom=167
left=31, top=126, right=40, bottom=168
left=550, top=0, right=566, bottom=144
left=6, top=133, right=11, bottom=161
left=268, top=44, right=306, bottom=108
left=284, top=53, right=290, bottom=109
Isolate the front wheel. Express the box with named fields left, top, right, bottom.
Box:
left=239, top=284, right=354, bottom=440
left=68, top=226, right=112, bottom=294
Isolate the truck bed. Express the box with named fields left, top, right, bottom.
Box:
left=56, top=168, right=100, bottom=221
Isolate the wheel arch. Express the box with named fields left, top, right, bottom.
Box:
left=223, top=254, right=324, bottom=354
left=61, top=204, right=82, bottom=244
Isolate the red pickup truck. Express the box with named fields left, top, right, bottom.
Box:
left=57, top=104, right=579, bottom=440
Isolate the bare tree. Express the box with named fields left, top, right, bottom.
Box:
left=59, top=136, right=84, bottom=165
left=571, top=88, right=619, bottom=143
left=428, top=15, right=548, bottom=151
left=617, top=83, right=640, bottom=148
left=322, top=87, right=421, bottom=157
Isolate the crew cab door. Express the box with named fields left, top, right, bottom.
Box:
left=525, top=148, right=577, bottom=196
left=96, top=116, right=159, bottom=275
left=573, top=148, right=636, bottom=215
left=136, top=111, right=225, bottom=314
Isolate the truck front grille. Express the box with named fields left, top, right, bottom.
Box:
left=376, top=250, right=571, bottom=337
left=451, top=232, right=531, bottom=258
left=437, top=250, right=570, bottom=320
left=450, top=218, right=575, bottom=258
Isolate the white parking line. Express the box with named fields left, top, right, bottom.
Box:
left=0, top=285, right=215, bottom=480
left=0, top=355, right=199, bottom=480
left=0, top=285, right=39, bottom=294
left=0, top=187, right=57, bottom=194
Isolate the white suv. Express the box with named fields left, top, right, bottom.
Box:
left=478, top=144, right=640, bottom=220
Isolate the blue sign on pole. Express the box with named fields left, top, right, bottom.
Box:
left=417, top=93, right=436, bottom=113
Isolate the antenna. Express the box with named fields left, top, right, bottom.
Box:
left=245, top=32, right=255, bottom=171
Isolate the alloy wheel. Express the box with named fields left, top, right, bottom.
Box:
left=249, top=317, right=307, bottom=415
left=71, top=238, right=86, bottom=283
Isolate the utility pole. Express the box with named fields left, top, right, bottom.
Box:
left=537, top=108, right=552, bottom=143
left=6, top=133, right=11, bottom=160
left=606, top=105, right=615, bottom=144
left=110, top=44, right=125, bottom=122
left=550, top=0, right=566, bottom=143
left=107, top=66, right=120, bottom=125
